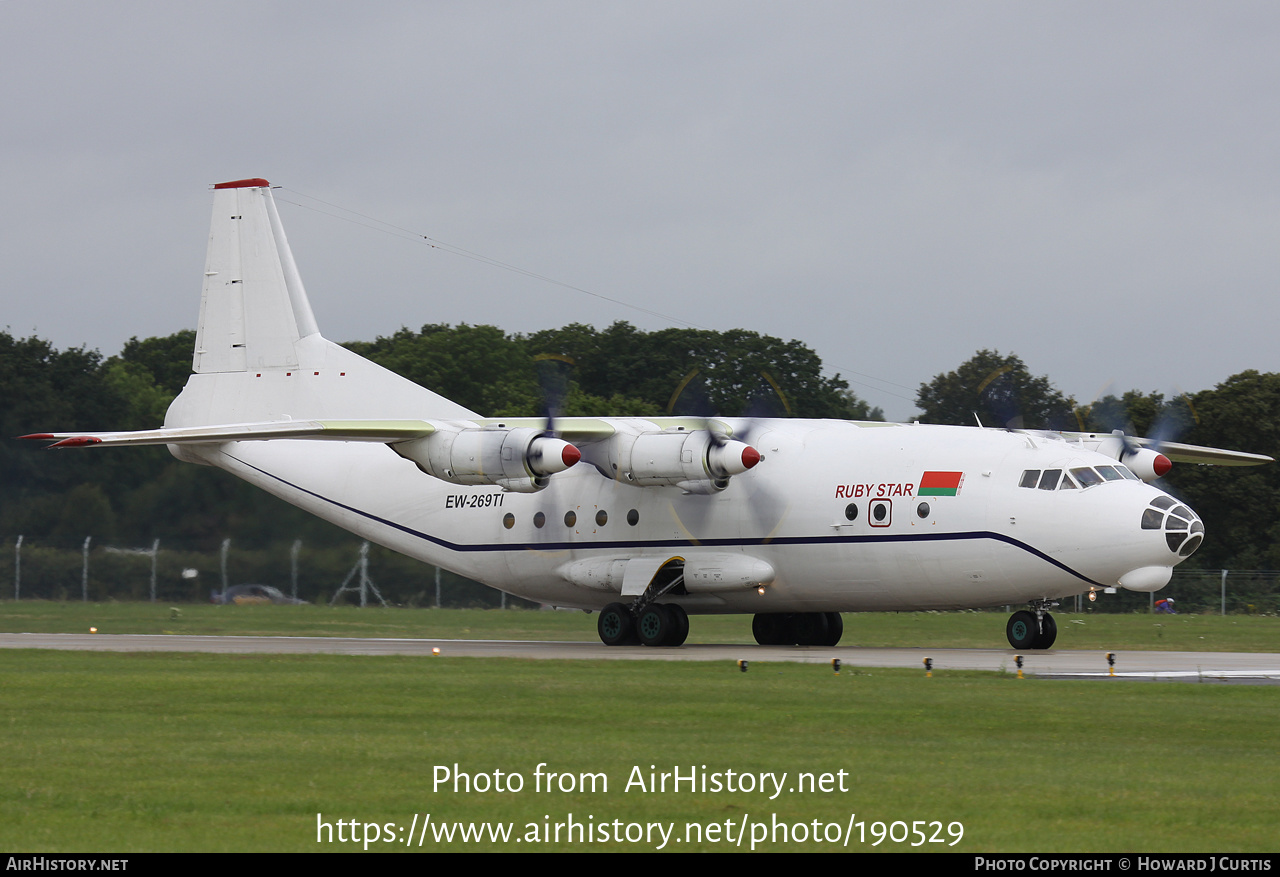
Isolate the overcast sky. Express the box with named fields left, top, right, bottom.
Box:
left=4, top=1, right=1277, bottom=421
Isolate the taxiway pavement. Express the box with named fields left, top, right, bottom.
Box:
left=2, top=632, right=1278, bottom=681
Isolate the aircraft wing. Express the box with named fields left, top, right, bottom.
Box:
left=1135, top=438, right=1273, bottom=466
left=20, top=416, right=636, bottom=449
left=20, top=419, right=439, bottom=448
left=1051, top=431, right=1273, bottom=466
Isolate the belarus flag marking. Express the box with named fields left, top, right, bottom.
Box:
left=918, top=471, right=964, bottom=496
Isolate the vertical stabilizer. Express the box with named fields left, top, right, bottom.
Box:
left=168, top=178, right=478, bottom=428
left=194, top=179, right=319, bottom=373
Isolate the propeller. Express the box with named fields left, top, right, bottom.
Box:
left=666, top=367, right=766, bottom=478
left=529, top=353, right=580, bottom=473
left=662, top=367, right=791, bottom=543
left=1083, top=389, right=1198, bottom=482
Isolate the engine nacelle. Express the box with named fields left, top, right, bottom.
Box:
left=584, top=426, right=760, bottom=492
left=393, top=426, right=580, bottom=493
left=1122, top=447, right=1173, bottom=483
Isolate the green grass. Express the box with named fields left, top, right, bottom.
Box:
left=1, top=600, right=1278, bottom=651
left=3, top=602, right=1278, bottom=852
left=0, top=650, right=1276, bottom=852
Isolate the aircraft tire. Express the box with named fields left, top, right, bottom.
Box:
left=1005, top=610, right=1040, bottom=650
left=664, top=604, right=689, bottom=647
left=1032, top=612, right=1057, bottom=649
left=752, top=613, right=781, bottom=646
left=637, top=604, right=673, bottom=647
left=822, top=612, right=844, bottom=646
left=598, top=602, right=637, bottom=646
left=796, top=612, right=830, bottom=646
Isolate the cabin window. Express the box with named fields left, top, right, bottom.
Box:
left=533, top=512, right=546, bottom=529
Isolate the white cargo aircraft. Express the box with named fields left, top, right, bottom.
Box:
left=25, top=179, right=1273, bottom=649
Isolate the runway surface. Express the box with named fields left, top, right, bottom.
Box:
left=3, top=632, right=1279, bottom=681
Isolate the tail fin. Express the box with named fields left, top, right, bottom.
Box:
left=168, top=179, right=476, bottom=427
left=193, top=178, right=318, bottom=373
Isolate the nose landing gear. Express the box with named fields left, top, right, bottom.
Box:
left=1006, top=601, right=1057, bottom=649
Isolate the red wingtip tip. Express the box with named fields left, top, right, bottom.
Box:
left=49, top=436, right=102, bottom=448
left=562, top=444, right=582, bottom=467
left=18, top=433, right=55, bottom=440
left=741, top=446, right=761, bottom=469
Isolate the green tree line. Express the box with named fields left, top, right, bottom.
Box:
left=2, top=332, right=1276, bottom=602
left=1, top=322, right=879, bottom=600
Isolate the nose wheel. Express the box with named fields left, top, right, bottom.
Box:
left=1006, top=605, right=1057, bottom=649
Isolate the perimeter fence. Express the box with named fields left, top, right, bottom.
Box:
left=1, top=534, right=535, bottom=608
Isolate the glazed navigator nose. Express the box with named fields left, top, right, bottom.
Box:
left=1139, top=494, right=1204, bottom=559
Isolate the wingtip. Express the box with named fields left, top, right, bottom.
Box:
left=48, top=436, right=102, bottom=448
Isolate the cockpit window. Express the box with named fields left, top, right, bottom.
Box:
left=1095, top=466, right=1124, bottom=481
left=1022, top=466, right=1129, bottom=490
left=1071, top=467, right=1104, bottom=488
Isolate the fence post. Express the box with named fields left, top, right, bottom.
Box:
left=82, top=536, right=92, bottom=601
left=149, top=538, right=160, bottom=602
left=220, top=538, right=231, bottom=594
left=14, top=536, right=21, bottom=600
left=291, top=539, right=302, bottom=600
left=1221, top=569, right=1228, bottom=616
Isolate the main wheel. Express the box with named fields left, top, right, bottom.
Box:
left=1006, top=610, right=1040, bottom=650
left=822, top=612, right=844, bottom=646
left=795, top=612, right=830, bottom=646
left=752, top=613, right=782, bottom=645
left=637, top=604, right=673, bottom=647
left=598, top=602, right=637, bottom=646
left=664, top=604, right=689, bottom=647
left=1032, top=612, right=1057, bottom=649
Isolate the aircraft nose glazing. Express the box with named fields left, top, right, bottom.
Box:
left=1139, top=495, right=1204, bottom=558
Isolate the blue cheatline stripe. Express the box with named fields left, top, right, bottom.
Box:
left=229, top=454, right=1106, bottom=587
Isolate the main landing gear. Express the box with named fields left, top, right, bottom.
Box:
left=598, top=558, right=691, bottom=647
left=1006, top=601, right=1057, bottom=650
left=598, top=601, right=689, bottom=647
left=752, top=612, right=843, bottom=646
